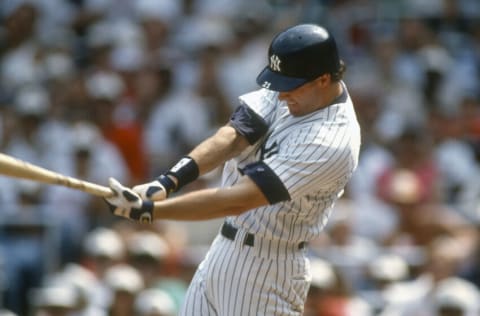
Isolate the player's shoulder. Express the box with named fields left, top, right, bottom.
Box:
left=238, top=88, right=279, bottom=109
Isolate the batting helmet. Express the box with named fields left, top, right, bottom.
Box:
left=256, top=24, right=341, bottom=92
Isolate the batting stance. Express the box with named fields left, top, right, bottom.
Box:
left=106, top=23, right=361, bottom=315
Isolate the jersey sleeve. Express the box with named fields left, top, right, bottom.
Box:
left=229, top=105, right=269, bottom=145
left=265, top=141, right=356, bottom=200
left=238, top=88, right=278, bottom=125
left=241, top=132, right=357, bottom=203
left=240, top=161, right=291, bottom=204
left=229, top=89, right=278, bottom=145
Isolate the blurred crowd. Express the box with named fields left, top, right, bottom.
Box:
left=1, top=0, right=480, bottom=315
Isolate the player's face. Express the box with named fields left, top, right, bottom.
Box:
left=278, top=75, right=330, bottom=116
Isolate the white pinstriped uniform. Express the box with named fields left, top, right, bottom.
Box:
left=180, top=83, right=361, bottom=316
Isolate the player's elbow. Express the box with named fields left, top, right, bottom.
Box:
left=215, top=125, right=250, bottom=157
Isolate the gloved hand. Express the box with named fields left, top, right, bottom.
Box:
left=132, top=175, right=175, bottom=201
left=105, top=178, right=154, bottom=223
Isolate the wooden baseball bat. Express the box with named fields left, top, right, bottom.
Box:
left=0, top=153, right=114, bottom=197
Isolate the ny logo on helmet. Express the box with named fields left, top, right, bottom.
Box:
left=270, top=55, right=281, bottom=72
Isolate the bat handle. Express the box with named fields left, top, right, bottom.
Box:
left=63, top=177, right=115, bottom=197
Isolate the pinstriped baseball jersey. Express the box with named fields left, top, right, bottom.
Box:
left=223, top=83, right=360, bottom=244
left=177, top=22, right=361, bottom=315
left=180, top=82, right=361, bottom=316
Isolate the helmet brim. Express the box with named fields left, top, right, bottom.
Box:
left=256, top=67, right=309, bottom=92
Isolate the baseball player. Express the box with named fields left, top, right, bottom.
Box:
left=105, top=23, right=361, bottom=315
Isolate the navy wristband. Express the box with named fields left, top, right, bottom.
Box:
left=165, top=156, right=199, bottom=191
left=156, top=174, right=176, bottom=196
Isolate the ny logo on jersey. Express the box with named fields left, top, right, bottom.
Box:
left=260, top=140, right=278, bottom=160
left=270, top=54, right=281, bottom=72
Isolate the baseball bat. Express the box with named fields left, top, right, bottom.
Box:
left=0, top=153, right=114, bottom=197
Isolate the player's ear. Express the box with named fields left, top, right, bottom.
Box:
left=314, top=73, right=331, bottom=88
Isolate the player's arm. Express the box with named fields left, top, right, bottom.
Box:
left=132, top=104, right=268, bottom=201
left=152, top=175, right=267, bottom=220
left=188, top=123, right=249, bottom=176
left=105, top=175, right=268, bottom=222
left=149, top=159, right=291, bottom=220
left=105, top=155, right=291, bottom=223
left=105, top=154, right=292, bottom=222
left=188, top=102, right=270, bottom=174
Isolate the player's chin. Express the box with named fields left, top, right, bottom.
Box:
left=287, top=105, right=304, bottom=117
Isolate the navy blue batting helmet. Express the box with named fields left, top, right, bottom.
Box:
left=256, top=24, right=341, bottom=92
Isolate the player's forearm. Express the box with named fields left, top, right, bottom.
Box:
left=152, top=176, right=268, bottom=221
left=188, top=124, right=249, bottom=175
left=133, top=125, right=248, bottom=199
left=152, top=188, right=247, bottom=221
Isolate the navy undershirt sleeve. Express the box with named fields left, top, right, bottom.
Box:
left=229, top=105, right=269, bottom=145
left=240, top=161, right=291, bottom=204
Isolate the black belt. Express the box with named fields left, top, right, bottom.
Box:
left=221, top=222, right=307, bottom=249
